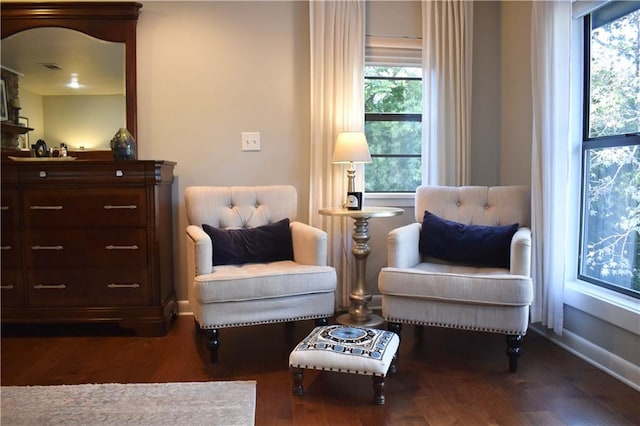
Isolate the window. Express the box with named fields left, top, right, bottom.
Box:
left=364, top=66, right=422, bottom=193
left=579, top=2, right=640, bottom=298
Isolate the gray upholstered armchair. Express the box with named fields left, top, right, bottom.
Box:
left=185, top=185, right=337, bottom=362
left=378, top=185, right=533, bottom=372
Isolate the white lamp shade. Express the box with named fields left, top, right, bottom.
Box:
left=332, top=131, right=372, bottom=164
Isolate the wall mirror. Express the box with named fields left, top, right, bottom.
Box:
left=1, top=2, right=141, bottom=157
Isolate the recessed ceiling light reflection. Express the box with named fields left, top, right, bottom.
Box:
left=67, top=73, right=82, bottom=89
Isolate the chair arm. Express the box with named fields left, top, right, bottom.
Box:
left=387, top=222, right=422, bottom=268
left=510, top=227, right=532, bottom=276
left=291, top=221, right=328, bottom=266
left=186, top=225, right=213, bottom=277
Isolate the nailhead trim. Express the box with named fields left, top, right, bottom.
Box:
left=384, top=317, right=527, bottom=335
left=196, top=314, right=332, bottom=329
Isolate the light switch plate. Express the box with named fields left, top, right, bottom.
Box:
left=241, top=132, right=261, bottom=151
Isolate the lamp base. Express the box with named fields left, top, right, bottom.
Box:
left=346, top=192, right=362, bottom=210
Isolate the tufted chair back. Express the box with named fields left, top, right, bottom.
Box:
left=415, top=185, right=530, bottom=227
left=185, top=185, right=297, bottom=229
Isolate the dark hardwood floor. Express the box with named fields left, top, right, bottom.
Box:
left=1, top=314, right=638, bottom=425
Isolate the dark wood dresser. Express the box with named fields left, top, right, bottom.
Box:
left=1, top=159, right=177, bottom=336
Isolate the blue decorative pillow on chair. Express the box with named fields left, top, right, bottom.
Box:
left=203, top=218, right=294, bottom=266
left=419, top=211, right=518, bottom=268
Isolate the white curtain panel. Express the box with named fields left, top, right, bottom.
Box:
left=309, top=0, right=365, bottom=308
left=421, top=0, right=473, bottom=186
left=530, top=1, right=573, bottom=334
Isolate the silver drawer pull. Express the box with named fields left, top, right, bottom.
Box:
left=1, top=206, right=9, bottom=211
left=1, top=285, right=15, bottom=290
left=31, top=245, right=64, bottom=250
left=104, top=205, right=137, bottom=210
left=34, top=284, right=67, bottom=290
left=107, top=283, right=140, bottom=289
left=29, top=206, right=63, bottom=210
left=1, top=245, right=11, bottom=250
left=105, top=245, right=139, bottom=250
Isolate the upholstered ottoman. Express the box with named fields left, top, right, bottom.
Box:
left=289, top=325, right=400, bottom=405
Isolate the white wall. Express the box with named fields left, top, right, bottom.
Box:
left=366, top=0, right=421, bottom=38
left=137, top=1, right=311, bottom=301
left=500, top=1, right=533, bottom=186
left=471, top=1, right=501, bottom=185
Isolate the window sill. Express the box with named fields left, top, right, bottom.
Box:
left=564, top=280, right=640, bottom=335
left=364, top=192, right=415, bottom=208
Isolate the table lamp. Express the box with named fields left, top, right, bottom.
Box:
left=332, top=131, right=372, bottom=210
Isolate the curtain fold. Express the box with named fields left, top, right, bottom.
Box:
left=530, top=1, right=572, bottom=334
left=421, top=0, right=473, bottom=186
left=309, top=0, right=365, bottom=308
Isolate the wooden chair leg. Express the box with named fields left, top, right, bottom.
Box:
left=387, top=321, right=402, bottom=336
left=414, top=324, right=424, bottom=336
left=314, top=317, right=328, bottom=326
left=372, top=375, right=385, bottom=405
left=506, top=334, right=523, bottom=373
left=204, top=329, right=219, bottom=363
left=292, top=368, right=304, bottom=396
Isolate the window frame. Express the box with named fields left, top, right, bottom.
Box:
left=578, top=8, right=640, bottom=298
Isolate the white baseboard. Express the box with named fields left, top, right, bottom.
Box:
left=530, top=324, right=640, bottom=392
left=370, top=294, right=383, bottom=310
left=177, top=299, right=192, bottom=316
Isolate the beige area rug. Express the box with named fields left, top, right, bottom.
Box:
left=1, top=381, right=256, bottom=426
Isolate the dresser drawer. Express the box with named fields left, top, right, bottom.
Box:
left=23, top=188, right=147, bottom=228
left=18, top=162, right=148, bottom=185
left=1, top=230, right=22, bottom=268
left=2, top=188, right=20, bottom=229
left=24, top=229, right=148, bottom=267
left=26, top=268, right=149, bottom=307
left=1, top=189, right=22, bottom=268
left=1, top=268, right=25, bottom=306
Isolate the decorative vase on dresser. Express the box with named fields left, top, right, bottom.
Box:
left=0, top=159, right=177, bottom=336
left=110, top=128, right=137, bottom=160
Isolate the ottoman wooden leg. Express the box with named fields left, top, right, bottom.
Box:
left=372, top=375, right=385, bottom=405
left=292, top=367, right=304, bottom=396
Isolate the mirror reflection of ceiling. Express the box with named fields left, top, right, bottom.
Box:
left=1, top=27, right=125, bottom=96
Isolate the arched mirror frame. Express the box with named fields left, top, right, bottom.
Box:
left=1, top=2, right=142, bottom=154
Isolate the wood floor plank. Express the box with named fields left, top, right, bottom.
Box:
left=2, top=315, right=638, bottom=425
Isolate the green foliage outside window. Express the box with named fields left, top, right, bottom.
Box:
left=583, top=146, right=639, bottom=291
left=589, top=7, right=640, bottom=138
left=364, top=66, right=422, bottom=192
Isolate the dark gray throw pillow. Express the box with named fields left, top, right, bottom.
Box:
left=419, top=210, right=518, bottom=268
left=202, top=218, right=294, bottom=266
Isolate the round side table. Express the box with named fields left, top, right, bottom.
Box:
left=319, top=206, right=403, bottom=327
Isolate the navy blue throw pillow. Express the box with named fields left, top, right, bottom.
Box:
left=419, top=211, right=518, bottom=268
left=202, top=218, right=294, bottom=266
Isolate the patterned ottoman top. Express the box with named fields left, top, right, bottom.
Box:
left=289, top=325, right=399, bottom=376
